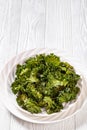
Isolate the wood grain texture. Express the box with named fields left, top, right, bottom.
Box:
left=75, top=0, right=87, bottom=129
left=17, top=0, right=46, bottom=53
left=0, top=0, right=87, bottom=130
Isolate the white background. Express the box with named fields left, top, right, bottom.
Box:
left=0, top=0, right=87, bottom=130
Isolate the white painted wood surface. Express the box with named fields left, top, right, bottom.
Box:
left=0, top=0, right=87, bottom=129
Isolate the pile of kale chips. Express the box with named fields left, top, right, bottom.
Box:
left=11, top=53, right=80, bottom=114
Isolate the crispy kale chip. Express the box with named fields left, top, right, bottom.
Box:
left=11, top=53, right=81, bottom=114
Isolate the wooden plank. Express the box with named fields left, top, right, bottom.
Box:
left=17, top=0, right=46, bottom=53
left=75, top=0, right=87, bottom=129
left=0, top=1, right=11, bottom=130
left=10, top=115, right=33, bottom=130
left=45, top=0, right=58, bottom=48
left=56, top=0, right=72, bottom=51
left=0, top=0, right=21, bottom=130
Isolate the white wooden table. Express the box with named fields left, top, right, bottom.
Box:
left=0, top=0, right=87, bottom=129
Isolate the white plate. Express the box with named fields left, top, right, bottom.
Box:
left=0, top=48, right=87, bottom=124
